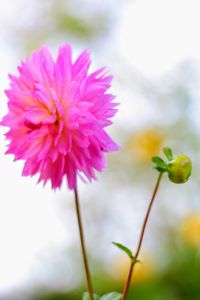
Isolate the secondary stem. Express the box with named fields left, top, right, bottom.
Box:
left=122, top=172, right=163, bottom=300
left=74, top=188, right=94, bottom=300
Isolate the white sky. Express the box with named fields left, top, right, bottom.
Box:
left=118, top=0, right=200, bottom=77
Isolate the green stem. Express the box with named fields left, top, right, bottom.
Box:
left=122, top=172, right=163, bottom=300
left=74, top=188, right=94, bottom=300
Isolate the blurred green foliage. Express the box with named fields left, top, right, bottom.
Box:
left=4, top=0, right=110, bottom=53
left=33, top=241, right=200, bottom=300
left=163, top=245, right=200, bottom=300
left=52, top=2, right=108, bottom=39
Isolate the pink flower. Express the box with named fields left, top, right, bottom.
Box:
left=2, top=44, right=119, bottom=190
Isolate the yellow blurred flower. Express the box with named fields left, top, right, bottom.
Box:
left=180, top=213, right=200, bottom=247
left=112, top=254, right=155, bottom=284
left=125, top=128, right=165, bottom=162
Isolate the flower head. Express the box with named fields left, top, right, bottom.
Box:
left=180, top=213, right=200, bottom=247
left=125, top=128, right=165, bottom=162
left=2, top=44, right=119, bottom=189
left=112, top=254, right=155, bottom=284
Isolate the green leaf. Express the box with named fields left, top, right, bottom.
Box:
left=83, top=292, right=122, bottom=300
left=112, top=242, right=133, bottom=259
left=152, top=156, right=167, bottom=172
left=100, top=292, right=122, bottom=300
left=163, top=147, right=173, bottom=160
left=83, top=292, right=100, bottom=300
left=152, top=156, right=165, bottom=165
left=133, top=257, right=142, bottom=264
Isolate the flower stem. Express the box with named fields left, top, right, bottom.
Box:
left=74, top=188, right=94, bottom=300
left=122, top=172, right=163, bottom=300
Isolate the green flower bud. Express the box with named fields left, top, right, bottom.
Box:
left=167, top=155, right=192, bottom=184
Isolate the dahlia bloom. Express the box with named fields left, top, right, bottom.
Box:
left=2, top=44, right=119, bottom=189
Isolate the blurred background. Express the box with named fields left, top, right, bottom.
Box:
left=0, top=0, right=200, bottom=299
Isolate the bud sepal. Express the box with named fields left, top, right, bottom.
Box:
left=152, top=148, right=192, bottom=184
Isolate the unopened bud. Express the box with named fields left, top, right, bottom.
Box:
left=167, top=155, right=192, bottom=184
